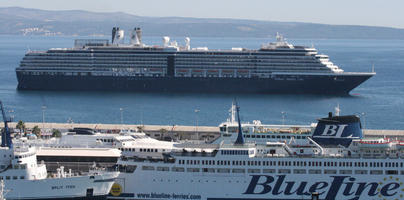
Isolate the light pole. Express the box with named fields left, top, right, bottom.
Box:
left=194, top=109, right=200, bottom=140
left=41, top=106, right=46, bottom=138
left=120, top=108, right=124, bottom=125
left=281, top=111, right=286, bottom=126
left=41, top=106, right=46, bottom=129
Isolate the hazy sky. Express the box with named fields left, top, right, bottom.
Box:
left=1, top=0, right=403, bottom=28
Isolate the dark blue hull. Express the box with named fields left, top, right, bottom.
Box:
left=16, top=73, right=373, bottom=95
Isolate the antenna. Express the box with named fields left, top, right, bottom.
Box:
left=335, top=103, right=340, bottom=116
left=234, top=100, right=244, bottom=145
left=229, top=101, right=236, bottom=123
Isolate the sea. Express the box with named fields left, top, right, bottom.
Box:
left=0, top=35, right=404, bottom=130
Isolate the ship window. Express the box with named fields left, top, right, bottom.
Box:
left=340, top=170, right=352, bottom=174
left=142, top=166, right=155, bottom=171
left=386, top=170, right=398, bottom=175
left=293, top=169, right=306, bottom=174
left=324, top=170, right=337, bottom=174
left=248, top=169, right=261, bottom=173
left=5, top=176, right=10, bottom=180
left=157, top=167, right=170, bottom=171
left=187, top=168, right=200, bottom=172
left=309, top=169, right=321, bottom=174
left=370, top=170, right=382, bottom=175
left=13, top=176, right=18, bottom=180
left=172, top=167, right=184, bottom=172
left=232, top=168, right=245, bottom=173
left=355, top=170, right=368, bottom=174
left=263, top=169, right=275, bottom=173
left=217, top=168, right=230, bottom=173
left=278, top=169, right=291, bottom=174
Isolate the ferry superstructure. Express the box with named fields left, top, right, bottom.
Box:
left=16, top=130, right=178, bottom=172
left=16, top=27, right=375, bottom=94
left=109, top=104, right=403, bottom=200
left=1, top=101, right=119, bottom=199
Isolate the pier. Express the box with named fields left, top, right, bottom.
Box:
left=3, top=122, right=404, bottom=141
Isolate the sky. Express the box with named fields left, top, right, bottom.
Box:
left=1, top=0, right=403, bottom=28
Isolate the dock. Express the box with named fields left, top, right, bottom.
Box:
left=2, top=122, right=404, bottom=140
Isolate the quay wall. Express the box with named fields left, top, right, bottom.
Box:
left=2, top=122, right=404, bottom=140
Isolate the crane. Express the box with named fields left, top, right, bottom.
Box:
left=0, top=100, right=12, bottom=148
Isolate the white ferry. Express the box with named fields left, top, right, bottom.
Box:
left=1, top=101, right=119, bottom=199
left=15, top=128, right=178, bottom=172
left=108, top=103, right=403, bottom=200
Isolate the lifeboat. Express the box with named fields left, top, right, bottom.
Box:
left=177, top=69, right=189, bottom=73
left=358, top=139, right=393, bottom=149
left=397, top=141, right=404, bottom=149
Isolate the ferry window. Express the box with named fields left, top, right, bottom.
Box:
left=172, top=167, right=185, bottom=172
left=370, top=170, right=382, bottom=175
left=142, top=166, right=155, bottom=171
left=13, top=176, right=18, bottom=180
left=309, top=169, right=321, bottom=174
left=263, top=169, right=275, bottom=173
left=271, top=135, right=275, bottom=138
left=232, top=168, right=245, bottom=173
left=5, top=176, right=10, bottom=180
left=278, top=169, right=291, bottom=174
left=297, top=136, right=301, bottom=139
left=276, top=136, right=280, bottom=139
left=354, top=170, right=368, bottom=174
left=248, top=169, right=261, bottom=173
left=386, top=170, right=398, bottom=175
left=293, top=169, right=306, bottom=174
left=324, top=170, right=337, bottom=174
left=256, top=135, right=261, bottom=138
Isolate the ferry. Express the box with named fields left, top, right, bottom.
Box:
left=1, top=101, right=119, bottom=199
left=16, top=27, right=375, bottom=94
left=108, top=103, right=403, bottom=200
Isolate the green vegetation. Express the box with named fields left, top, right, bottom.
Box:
left=16, top=120, right=26, bottom=136
left=32, top=125, right=41, bottom=138
left=52, top=129, right=62, bottom=138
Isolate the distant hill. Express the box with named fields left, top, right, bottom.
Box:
left=1, top=7, right=404, bottom=39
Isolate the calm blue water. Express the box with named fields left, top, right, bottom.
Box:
left=0, top=35, right=404, bottom=129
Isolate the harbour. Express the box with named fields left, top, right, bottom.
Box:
left=0, top=4, right=403, bottom=199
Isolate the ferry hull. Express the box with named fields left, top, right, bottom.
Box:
left=16, top=73, right=373, bottom=95
left=109, top=171, right=404, bottom=200
left=5, top=172, right=118, bottom=200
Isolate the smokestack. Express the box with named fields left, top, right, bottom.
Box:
left=185, top=37, right=190, bottom=50
left=136, top=27, right=142, bottom=44
left=112, top=27, right=117, bottom=44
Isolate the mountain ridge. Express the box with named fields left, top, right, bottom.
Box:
left=1, top=7, right=404, bottom=39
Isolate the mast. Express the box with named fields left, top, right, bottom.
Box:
left=234, top=101, right=244, bottom=145
left=0, top=101, right=12, bottom=148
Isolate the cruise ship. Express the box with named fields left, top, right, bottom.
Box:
left=1, top=101, right=119, bottom=199
left=108, top=103, right=403, bottom=200
left=16, top=27, right=375, bottom=94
